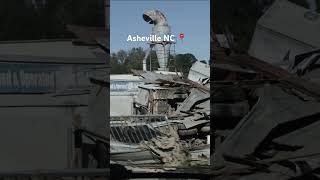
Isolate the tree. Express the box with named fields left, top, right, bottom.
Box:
left=116, top=50, right=127, bottom=64
left=124, top=47, right=145, bottom=71
left=174, top=53, right=196, bottom=78
left=110, top=52, right=126, bottom=74
left=110, top=47, right=197, bottom=76
left=147, top=50, right=159, bottom=71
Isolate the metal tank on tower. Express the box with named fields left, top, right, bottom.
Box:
left=143, top=10, right=173, bottom=71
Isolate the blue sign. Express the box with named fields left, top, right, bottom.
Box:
left=0, top=63, right=93, bottom=93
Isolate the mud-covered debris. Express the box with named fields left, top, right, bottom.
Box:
left=142, top=127, right=191, bottom=167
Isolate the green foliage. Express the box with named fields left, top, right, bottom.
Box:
left=110, top=47, right=145, bottom=74
left=111, top=47, right=196, bottom=76
left=147, top=50, right=160, bottom=71
left=124, top=47, right=145, bottom=71
left=174, top=53, right=196, bottom=78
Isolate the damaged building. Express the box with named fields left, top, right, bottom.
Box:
left=110, top=62, right=211, bottom=166
left=110, top=9, right=211, bottom=178
left=212, top=0, right=320, bottom=179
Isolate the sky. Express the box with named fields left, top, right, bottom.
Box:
left=110, top=0, right=210, bottom=61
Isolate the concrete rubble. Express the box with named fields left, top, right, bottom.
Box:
left=110, top=61, right=210, bottom=170
left=142, top=126, right=191, bottom=167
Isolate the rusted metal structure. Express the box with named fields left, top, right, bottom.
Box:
left=143, top=10, right=172, bottom=71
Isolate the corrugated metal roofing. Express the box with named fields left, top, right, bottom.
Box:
left=258, top=0, right=320, bottom=48
left=189, top=61, right=210, bottom=75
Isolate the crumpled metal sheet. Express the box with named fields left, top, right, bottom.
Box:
left=136, top=88, right=149, bottom=106
left=214, top=63, right=256, bottom=74
left=196, top=99, right=210, bottom=112
left=213, top=100, right=249, bottom=118
left=213, top=84, right=320, bottom=168
left=272, top=117, right=320, bottom=161
left=132, top=70, right=190, bottom=86
left=176, top=88, right=210, bottom=113
left=181, top=118, right=209, bottom=129
left=133, top=70, right=177, bottom=82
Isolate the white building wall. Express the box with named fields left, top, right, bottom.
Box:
left=0, top=41, right=108, bottom=170
left=0, top=73, right=106, bottom=169
left=110, top=75, right=143, bottom=116
left=110, top=94, right=135, bottom=116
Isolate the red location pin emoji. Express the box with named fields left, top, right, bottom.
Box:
left=179, top=33, right=184, bottom=44
left=179, top=33, right=185, bottom=39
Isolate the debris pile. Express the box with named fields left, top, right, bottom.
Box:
left=212, top=1, right=320, bottom=178
left=212, top=38, right=320, bottom=180
left=110, top=62, right=210, bottom=167
left=142, top=126, right=191, bottom=167
left=132, top=67, right=210, bottom=140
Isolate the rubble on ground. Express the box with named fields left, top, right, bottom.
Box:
left=212, top=33, right=320, bottom=179
left=110, top=61, right=210, bottom=167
